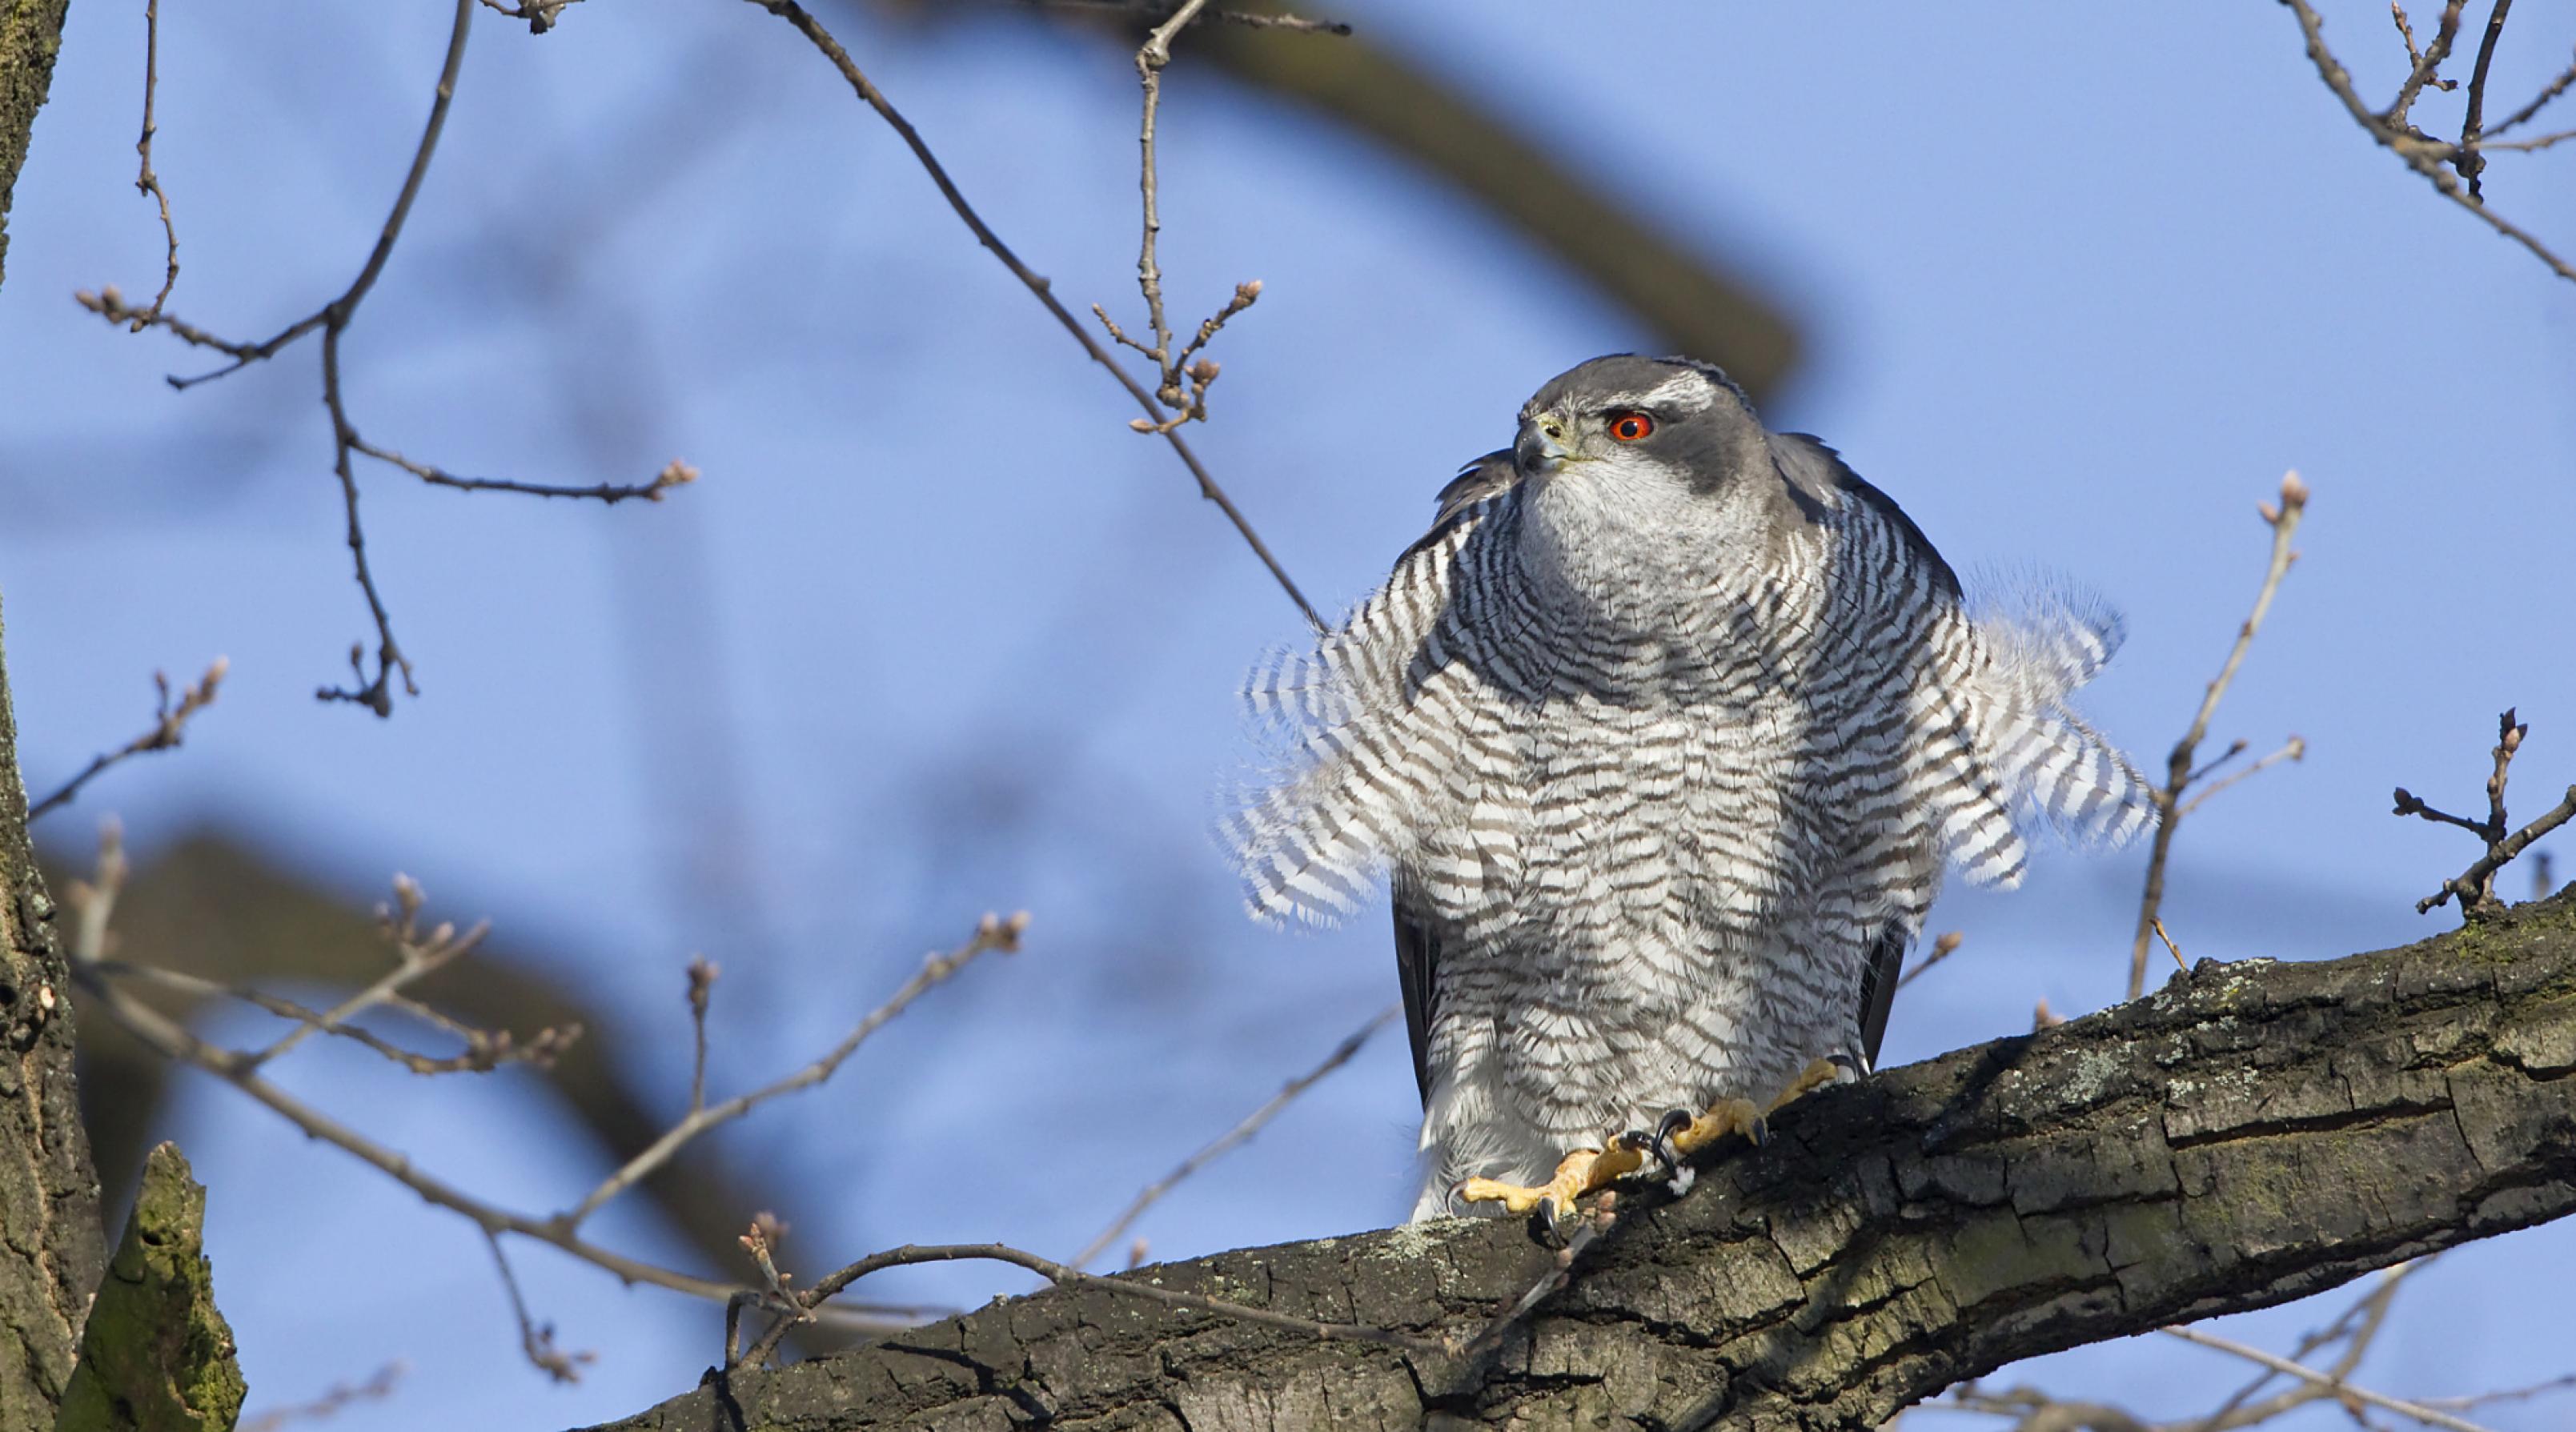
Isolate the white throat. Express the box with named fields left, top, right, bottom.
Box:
left=1517, top=459, right=1769, bottom=627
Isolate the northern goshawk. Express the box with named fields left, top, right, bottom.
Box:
left=1230, top=355, right=2148, bottom=1224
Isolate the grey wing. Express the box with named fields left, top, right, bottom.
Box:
left=1391, top=868, right=1441, bottom=1106
left=1853, top=923, right=1910, bottom=1075
left=1387, top=451, right=1515, bottom=1106
left=1411, top=450, right=1517, bottom=553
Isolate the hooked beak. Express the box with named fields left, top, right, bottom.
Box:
left=1515, top=412, right=1574, bottom=475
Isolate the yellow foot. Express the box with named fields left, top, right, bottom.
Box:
left=1767, top=1055, right=1846, bottom=1112
left=1456, top=1141, right=1645, bottom=1224
left=1657, top=1057, right=1852, bottom=1164
left=1658, top=1097, right=1765, bottom=1161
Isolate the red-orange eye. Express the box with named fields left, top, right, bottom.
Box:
left=1608, top=411, right=1655, bottom=442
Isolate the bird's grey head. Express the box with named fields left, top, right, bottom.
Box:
left=1513, top=355, right=1767, bottom=500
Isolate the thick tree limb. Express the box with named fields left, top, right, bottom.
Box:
left=593, top=894, right=2576, bottom=1431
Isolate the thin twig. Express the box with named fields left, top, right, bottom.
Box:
left=2184, top=738, right=2252, bottom=788
left=2418, top=1371, right=2576, bottom=1411
left=237, top=1362, right=407, bottom=1432
left=484, top=1229, right=595, bottom=1382
left=738, top=1237, right=1442, bottom=1370
left=351, top=438, right=698, bottom=504
left=81, top=0, right=692, bottom=714
left=1013, top=0, right=1350, bottom=34
left=2176, top=736, right=2307, bottom=819
left=2150, top=919, right=2189, bottom=975
left=247, top=875, right=484, bottom=1067
left=1101, top=0, right=1269, bottom=436
left=2128, top=472, right=2308, bottom=999
left=58, top=837, right=928, bottom=1336
left=475, top=0, right=585, bottom=33
left=1132, top=0, right=1206, bottom=385
left=2418, top=784, right=2576, bottom=915
left=28, top=659, right=227, bottom=822
left=734, top=0, right=1323, bottom=632
left=318, top=323, right=414, bottom=712
left=2482, top=48, right=2576, bottom=135
left=2458, top=1, right=2513, bottom=195
left=552, top=913, right=1028, bottom=1229
left=685, top=956, right=717, bottom=1114
left=2177, top=1261, right=2417, bottom=1432
left=2161, top=1324, right=2499, bottom=1432
left=74, top=285, right=253, bottom=355
left=128, top=0, right=179, bottom=323
left=94, top=960, right=576, bottom=1075
left=2399, top=709, right=2576, bottom=916
left=2386, top=2, right=2468, bottom=124
left=1070, top=1004, right=1396, bottom=1270
left=2474, top=125, right=2576, bottom=150
left=1895, top=930, right=1965, bottom=990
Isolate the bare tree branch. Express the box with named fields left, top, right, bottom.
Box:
left=735, top=0, right=1326, bottom=632
left=2128, top=472, right=2308, bottom=998
left=1019, top=0, right=1349, bottom=35
left=60, top=838, right=990, bottom=1346
left=1069, top=1003, right=1397, bottom=1270
left=2281, top=0, right=2576, bottom=283
left=77, top=0, right=697, bottom=715
left=553, top=912, right=1027, bottom=1229
left=2160, top=1324, right=2494, bottom=1432
left=2397, top=709, right=2576, bottom=916
left=27, top=658, right=225, bottom=823
left=236, top=1361, right=406, bottom=1432
left=125, top=0, right=179, bottom=323
left=598, top=893, right=2576, bottom=1430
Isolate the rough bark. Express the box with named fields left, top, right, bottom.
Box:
left=0, top=0, right=71, bottom=288
left=0, top=595, right=107, bottom=1432
left=592, top=894, right=2576, bottom=1432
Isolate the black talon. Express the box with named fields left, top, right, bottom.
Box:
left=1651, top=1107, right=1695, bottom=1179
left=1615, top=1127, right=1668, bottom=1182
left=1745, top=1113, right=1772, bottom=1148
left=1532, top=1195, right=1571, bottom=1241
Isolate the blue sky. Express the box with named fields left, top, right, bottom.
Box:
left=3, top=2, right=2572, bottom=1427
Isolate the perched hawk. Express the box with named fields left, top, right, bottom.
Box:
left=1230, top=355, right=2148, bottom=1223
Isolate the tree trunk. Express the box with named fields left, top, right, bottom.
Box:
left=0, top=0, right=71, bottom=288
left=0, top=593, right=107, bottom=1430
left=2, top=18, right=108, bottom=1426
left=592, top=897, right=2576, bottom=1431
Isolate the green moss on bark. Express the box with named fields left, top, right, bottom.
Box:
left=53, top=1144, right=243, bottom=1432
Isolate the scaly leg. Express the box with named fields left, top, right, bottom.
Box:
left=1455, top=1139, right=1647, bottom=1225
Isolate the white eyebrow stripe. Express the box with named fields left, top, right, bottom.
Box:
left=1625, top=372, right=1719, bottom=411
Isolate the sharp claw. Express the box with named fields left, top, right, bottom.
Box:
left=1535, top=1195, right=1567, bottom=1233
left=1651, top=1107, right=1694, bottom=1178
left=1620, top=1125, right=1675, bottom=1185
left=1828, top=1050, right=1864, bottom=1078
left=1747, top=1113, right=1771, bottom=1148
